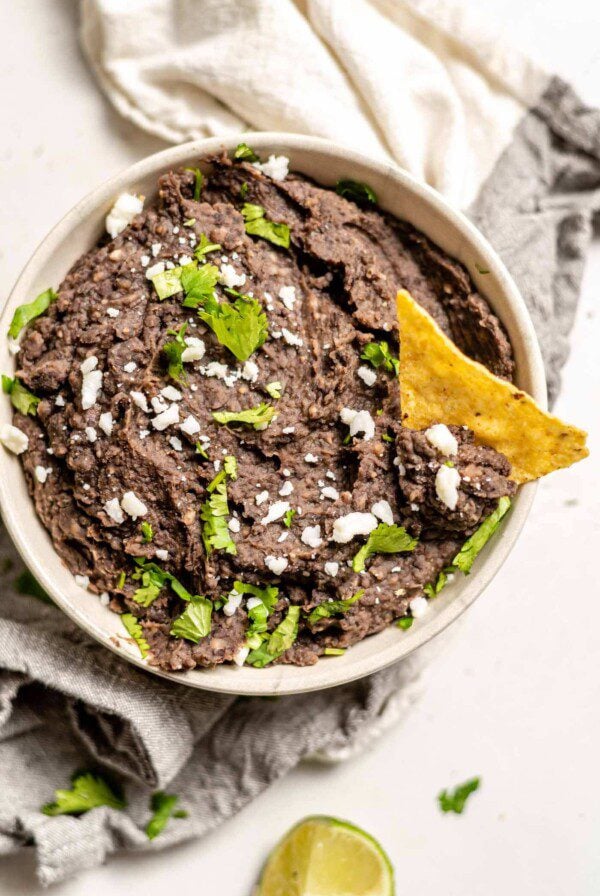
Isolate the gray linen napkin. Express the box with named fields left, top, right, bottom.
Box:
left=0, top=76, right=599, bottom=885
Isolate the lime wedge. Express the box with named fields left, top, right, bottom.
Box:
left=257, top=815, right=395, bottom=896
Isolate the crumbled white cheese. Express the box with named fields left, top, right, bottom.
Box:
left=435, top=465, right=461, bottom=510
left=357, top=365, right=377, bottom=387
left=161, top=385, right=182, bottom=402
left=252, top=154, right=289, bottom=181
left=261, top=501, right=290, bottom=526
left=123, top=361, right=137, bottom=374
left=169, top=436, right=183, bottom=451
left=34, top=465, right=50, bottom=483
left=140, top=254, right=150, bottom=267
left=131, top=391, right=149, bottom=412
left=282, top=426, right=295, bottom=434
left=233, top=645, right=250, bottom=667
left=121, top=490, right=148, bottom=519
left=340, top=407, right=375, bottom=441
left=219, top=263, right=246, bottom=289
left=74, top=574, right=90, bottom=589
left=301, top=525, right=322, bottom=548
left=100, top=592, right=110, bottom=606
left=332, top=512, right=378, bottom=544
left=181, top=336, right=205, bottom=363
left=223, top=589, right=243, bottom=616
left=152, top=403, right=180, bottom=431
left=151, top=395, right=168, bottom=414
left=104, top=497, right=125, bottom=524
left=324, top=561, right=339, bottom=577
left=321, top=486, right=339, bottom=501
left=180, top=414, right=201, bottom=436
left=0, top=423, right=28, bottom=454
left=241, top=360, right=259, bottom=383
left=178, top=254, right=193, bottom=266
left=304, top=453, right=319, bottom=464
left=409, top=596, right=429, bottom=619
left=228, top=517, right=241, bottom=533
left=278, top=285, right=296, bottom=310
left=425, top=424, right=458, bottom=457
left=265, top=555, right=288, bottom=575
left=281, top=327, right=303, bottom=347
left=201, top=360, right=239, bottom=388
left=372, top=499, right=394, bottom=525
left=151, top=242, right=162, bottom=257
left=55, top=395, right=65, bottom=407
left=105, top=192, right=143, bottom=238
left=155, top=549, right=169, bottom=561
left=106, top=307, right=120, bottom=318
left=255, top=490, right=269, bottom=506
left=279, top=481, right=294, bottom=497
left=145, top=261, right=165, bottom=280
left=277, top=531, right=289, bottom=543
left=85, top=426, right=97, bottom=443
left=80, top=357, right=102, bottom=410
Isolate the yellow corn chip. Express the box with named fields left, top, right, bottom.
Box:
left=396, top=289, right=588, bottom=483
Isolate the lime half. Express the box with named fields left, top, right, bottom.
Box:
left=257, top=815, right=395, bottom=896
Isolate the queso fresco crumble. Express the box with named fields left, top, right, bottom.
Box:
left=1, top=146, right=516, bottom=670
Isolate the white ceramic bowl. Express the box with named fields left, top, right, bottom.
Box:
left=0, top=133, right=546, bottom=696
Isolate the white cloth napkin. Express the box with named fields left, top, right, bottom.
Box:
left=81, top=0, right=548, bottom=209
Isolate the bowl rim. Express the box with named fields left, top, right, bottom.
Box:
left=0, top=132, right=546, bottom=695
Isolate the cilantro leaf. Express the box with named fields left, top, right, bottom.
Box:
left=131, top=558, right=193, bottom=606
left=212, top=402, right=276, bottom=430
left=195, top=441, right=209, bottom=460
left=234, top=142, right=259, bottom=162
left=151, top=267, right=183, bottom=300
left=452, top=497, right=511, bottom=574
left=162, top=323, right=187, bottom=383
left=283, top=508, right=296, bottom=528
left=240, top=182, right=249, bottom=198
left=200, top=480, right=237, bottom=555
left=233, top=580, right=279, bottom=636
left=307, top=589, right=364, bottom=625
left=194, top=233, right=221, bottom=260
left=2, top=375, right=40, bottom=416
left=8, top=287, right=57, bottom=339
left=361, top=340, right=399, bottom=376
left=198, top=292, right=268, bottom=361
left=180, top=262, right=220, bottom=308
left=423, top=567, right=452, bottom=599
left=223, top=454, right=238, bottom=479
left=324, top=647, right=346, bottom=656
left=246, top=605, right=300, bottom=667
left=352, top=524, right=418, bottom=573
left=265, top=381, right=282, bottom=399
left=396, top=617, right=414, bottom=630
left=146, top=791, right=184, bottom=840
left=241, top=203, right=290, bottom=249
left=335, top=179, right=378, bottom=206
left=15, top=569, right=52, bottom=604
left=121, top=613, right=150, bottom=657
left=185, top=167, right=204, bottom=201
left=140, top=521, right=153, bottom=543
left=438, top=777, right=480, bottom=814
left=42, top=771, right=126, bottom=816
left=170, top=595, right=213, bottom=643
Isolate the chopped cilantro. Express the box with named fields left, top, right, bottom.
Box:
left=265, top=381, right=282, bottom=399
left=180, top=262, right=220, bottom=308
left=396, top=617, right=413, bottom=630
left=223, top=454, right=238, bottom=479
left=241, top=203, right=290, bottom=249
left=8, top=287, right=57, bottom=339
left=42, top=771, right=126, bottom=816
left=170, top=595, right=213, bottom=643
left=2, top=375, right=40, bottom=416
left=283, top=508, right=296, bottom=528
left=452, top=497, right=511, bottom=574
left=198, top=291, right=268, bottom=361
left=335, top=179, right=378, bottom=206
left=195, top=441, right=209, bottom=460
left=183, top=218, right=196, bottom=227
left=438, top=777, right=480, bottom=814
left=116, top=571, right=126, bottom=590
left=382, top=432, right=394, bottom=443
left=194, top=232, right=221, bottom=261
left=185, top=167, right=204, bottom=201
left=212, top=402, right=276, bottom=430
left=200, top=480, right=237, bottom=555
left=323, top=647, right=346, bottom=656
left=240, top=181, right=249, bottom=198
left=423, top=567, right=453, bottom=599
left=121, top=613, right=150, bottom=658
left=131, top=558, right=193, bottom=606
left=307, top=589, right=364, bottom=625
left=475, top=263, right=490, bottom=275
left=246, top=605, right=300, bottom=667
left=140, top=521, right=153, bottom=543
left=162, top=323, right=187, bottom=383
left=352, top=524, right=418, bottom=573
left=234, top=142, right=259, bottom=162
left=146, top=791, right=185, bottom=840
left=361, top=340, right=399, bottom=376
left=234, top=580, right=279, bottom=636
left=15, top=569, right=52, bottom=604
left=151, top=267, right=183, bottom=300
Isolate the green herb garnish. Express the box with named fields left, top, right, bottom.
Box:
left=240, top=182, right=249, bottom=198
left=151, top=267, right=183, bottom=300
left=8, top=287, right=57, bottom=339
left=194, top=233, right=221, bottom=261
left=140, top=521, right=153, bottom=543
left=162, top=323, right=188, bottom=383
left=246, top=605, right=300, bottom=667
left=223, top=454, right=238, bottom=479
left=185, top=167, right=204, bottom=201
left=452, top=497, right=511, bottom=574
left=283, top=508, right=296, bottom=528
left=396, top=617, right=413, bottom=630
left=234, top=143, right=259, bottom=162
left=131, top=558, right=193, bottom=606
left=121, top=613, right=150, bottom=657
left=307, top=589, right=364, bottom=625
left=170, top=595, right=213, bottom=643
left=233, top=581, right=279, bottom=637
left=42, top=772, right=126, bottom=816
left=198, top=292, right=268, bottom=361
left=2, top=375, right=40, bottom=416
left=438, top=777, right=480, bottom=814
left=352, top=524, right=418, bottom=573
left=475, top=263, right=490, bottom=275
left=241, top=203, right=290, bottom=249
left=335, top=179, right=378, bottom=206
left=265, top=381, right=282, bottom=399
left=360, top=340, right=399, bottom=376
left=146, top=791, right=185, bottom=840
left=195, top=441, right=209, bottom=460
left=200, top=479, right=237, bottom=555
left=212, top=402, right=276, bottom=430
left=180, top=262, right=220, bottom=308
left=323, top=647, right=346, bottom=656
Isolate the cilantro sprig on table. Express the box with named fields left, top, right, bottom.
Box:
left=42, top=772, right=126, bottom=816
left=146, top=791, right=188, bottom=840
left=352, top=524, right=418, bottom=573
left=438, top=777, right=481, bottom=814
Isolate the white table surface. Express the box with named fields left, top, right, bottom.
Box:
left=1, top=1, right=598, bottom=893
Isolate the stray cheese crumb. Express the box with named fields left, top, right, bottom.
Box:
left=131, top=391, right=149, bottom=412
left=105, top=192, right=143, bottom=238
left=279, top=481, right=294, bottom=497
left=261, top=501, right=291, bottom=526
left=357, top=365, right=377, bottom=387
left=85, top=426, right=97, bottom=443
left=281, top=327, right=303, bottom=347
left=74, top=574, right=90, bottom=589
left=161, top=385, right=182, bottom=402
left=278, top=285, right=296, bottom=310
left=425, top=424, right=458, bottom=457
left=181, top=336, right=205, bottom=363
left=123, top=361, right=137, bottom=374
left=321, top=486, right=339, bottom=501
left=265, top=555, right=288, bottom=575
left=155, top=549, right=169, bottom=561
left=301, top=525, right=322, bottom=548
left=34, top=465, right=50, bottom=483
left=304, top=453, right=319, bottom=464
left=324, top=561, right=339, bottom=577
left=409, top=596, right=429, bottom=619
left=340, top=407, right=375, bottom=441
left=98, top=412, right=114, bottom=436
left=219, top=263, right=246, bottom=289
left=106, top=307, right=120, bottom=318
left=372, top=499, right=394, bottom=525
left=252, top=155, right=289, bottom=181
left=255, top=490, right=269, bottom=506
left=152, top=403, right=180, bottom=431
left=233, top=645, right=250, bottom=667
left=180, top=414, right=201, bottom=436
left=104, top=497, right=125, bottom=524
left=435, top=465, right=461, bottom=510
left=121, top=490, right=148, bottom=520
left=228, top=517, right=241, bottom=533
left=332, top=511, right=378, bottom=544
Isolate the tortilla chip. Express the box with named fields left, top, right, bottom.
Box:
left=396, top=289, right=588, bottom=483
